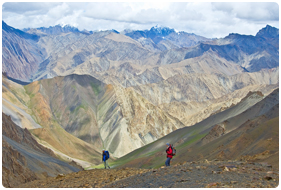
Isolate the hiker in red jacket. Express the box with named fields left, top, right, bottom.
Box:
left=165, top=143, right=173, bottom=166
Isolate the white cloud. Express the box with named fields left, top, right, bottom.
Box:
left=47, top=3, right=71, bottom=19
left=2, top=2, right=61, bottom=15
left=2, top=2, right=279, bottom=38
left=212, top=2, right=279, bottom=21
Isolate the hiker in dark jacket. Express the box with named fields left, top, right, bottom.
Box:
left=165, top=143, right=173, bottom=166
left=102, top=150, right=110, bottom=169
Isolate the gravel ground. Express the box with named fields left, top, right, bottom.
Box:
left=16, top=160, right=278, bottom=188
left=105, top=161, right=279, bottom=188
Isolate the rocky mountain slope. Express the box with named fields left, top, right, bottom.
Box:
left=2, top=21, right=46, bottom=80
left=2, top=113, right=82, bottom=187
left=71, top=50, right=247, bottom=88
left=203, top=25, right=279, bottom=72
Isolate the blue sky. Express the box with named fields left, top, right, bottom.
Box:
left=2, top=2, right=279, bottom=38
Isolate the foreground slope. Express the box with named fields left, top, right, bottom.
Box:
left=17, top=161, right=278, bottom=188
left=2, top=113, right=82, bottom=187
left=110, top=89, right=278, bottom=169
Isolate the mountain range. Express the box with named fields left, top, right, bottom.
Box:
left=2, top=21, right=279, bottom=187
left=3, top=22, right=278, bottom=84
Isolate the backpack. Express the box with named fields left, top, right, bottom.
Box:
left=171, top=145, right=176, bottom=156
left=105, top=151, right=110, bottom=160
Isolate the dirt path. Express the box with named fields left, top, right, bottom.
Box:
left=17, top=160, right=278, bottom=188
